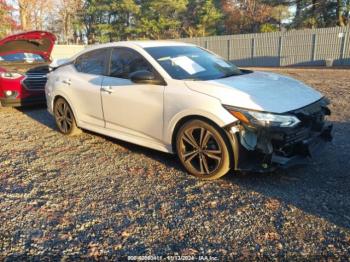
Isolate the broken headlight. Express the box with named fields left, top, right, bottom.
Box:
left=224, top=105, right=301, bottom=128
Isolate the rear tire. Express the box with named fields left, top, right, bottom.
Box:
left=176, top=119, right=232, bottom=180
left=54, top=98, right=81, bottom=136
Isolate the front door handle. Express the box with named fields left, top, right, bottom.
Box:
left=101, top=86, right=114, bottom=94
left=62, top=79, right=71, bottom=85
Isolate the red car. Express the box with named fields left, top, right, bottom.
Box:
left=0, top=31, right=56, bottom=107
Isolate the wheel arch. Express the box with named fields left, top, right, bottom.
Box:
left=168, top=107, right=236, bottom=149
left=171, top=115, right=218, bottom=152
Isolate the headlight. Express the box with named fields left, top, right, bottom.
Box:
left=0, top=72, right=23, bottom=79
left=224, top=105, right=301, bottom=128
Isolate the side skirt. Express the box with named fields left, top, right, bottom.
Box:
left=78, top=122, right=173, bottom=154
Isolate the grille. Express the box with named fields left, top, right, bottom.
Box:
left=273, top=99, right=329, bottom=148
left=288, top=98, right=329, bottom=131
left=284, top=127, right=310, bottom=144
left=22, top=72, right=47, bottom=90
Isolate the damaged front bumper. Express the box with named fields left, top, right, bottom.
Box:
left=270, top=124, right=332, bottom=168
left=226, top=99, right=333, bottom=172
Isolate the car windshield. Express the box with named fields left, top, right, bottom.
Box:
left=0, top=53, right=45, bottom=62
left=144, top=46, right=242, bottom=81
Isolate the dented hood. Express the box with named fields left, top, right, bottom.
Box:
left=0, top=31, right=56, bottom=61
left=185, top=71, right=323, bottom=114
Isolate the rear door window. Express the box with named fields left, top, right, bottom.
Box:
left=75, top=49, right=110, bottom=75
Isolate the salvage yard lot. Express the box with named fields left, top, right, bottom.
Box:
left=0, top=68, right=350, bottom=260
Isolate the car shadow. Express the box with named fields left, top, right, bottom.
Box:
left=17, top=104, right=58, bottom=131
left=18, top=106, right=350, bottom=229
left=85, top=128, right=184, bottom=172
left=16, top=105, right=184, bottom=172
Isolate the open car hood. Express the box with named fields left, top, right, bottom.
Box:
left=0, top=31, right=56, bottom=61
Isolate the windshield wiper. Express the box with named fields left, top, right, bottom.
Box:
left=218, top=72, right=242, bottom=79
left=182, top=77, right=200, bottom=81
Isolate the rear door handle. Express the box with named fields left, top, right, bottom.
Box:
left=62, top=79, right=71, bottom=85
left=101, top=86, right=114, bottom=94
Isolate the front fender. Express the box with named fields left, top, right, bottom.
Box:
left=50, top=90, right=80, bottom=126
left=165, top=107, right=238, bottom=147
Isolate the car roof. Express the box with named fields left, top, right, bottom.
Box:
left=69, top=40, right=196, bottom=61
left=130, top=40, right=195, bottom=48
left=93, top=40, right=194, bottom=49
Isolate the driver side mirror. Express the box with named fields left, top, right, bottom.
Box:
left=129, top=70, right=165, bottom=85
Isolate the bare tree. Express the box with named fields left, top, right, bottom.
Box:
left=59, top=0, right=84, bottom=44
left=17, top=0, right=54, bottom=31
left=18, top=0, right=30, bottom=30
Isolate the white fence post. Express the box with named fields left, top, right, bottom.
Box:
left=311, top=33, right=317, bottom=62
left=251, top=38, right=255, bottom=66
left=340, top=30, right=348, bottom=65
left=278, top=36, right=283, bottom=66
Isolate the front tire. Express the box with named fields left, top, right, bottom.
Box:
left=176, top=119, right=232, bottom=180
left=54, top=98, right=81, bottom=136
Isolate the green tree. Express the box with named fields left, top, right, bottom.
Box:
left=290, top=0, right=350, bottom=29
left=260, top=23, right=278, bottom=32
left=80, top=0, right=102, bottom=43
left=183, top=0, right=223, bottom=37
left=76, top=0, right=350, bottom=43
left=109, top=0, right=140, bottom=40
left=90, top=0, right=120, bottom=43
left=139, top=0, right=188, bottom=39
left=337, top=0, right=350, bottom=26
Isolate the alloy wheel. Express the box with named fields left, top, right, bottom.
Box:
left=178, top=126, right=223, bottom=176
left=54, top=99, right=74, bottom=134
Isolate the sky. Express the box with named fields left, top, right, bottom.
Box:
left=7, top=0, right=19, bottom=23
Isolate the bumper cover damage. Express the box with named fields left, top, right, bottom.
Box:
left=229, top=99, right=333, bottom=172
left=270, top=124, right=332, bottom=168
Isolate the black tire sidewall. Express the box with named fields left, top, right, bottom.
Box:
left=54, top=98, right=78, bottom=135
left=176, top=119, right=232, bottom=180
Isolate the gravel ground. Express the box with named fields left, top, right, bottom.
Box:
left=0, top=68, right=350, bottom=260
